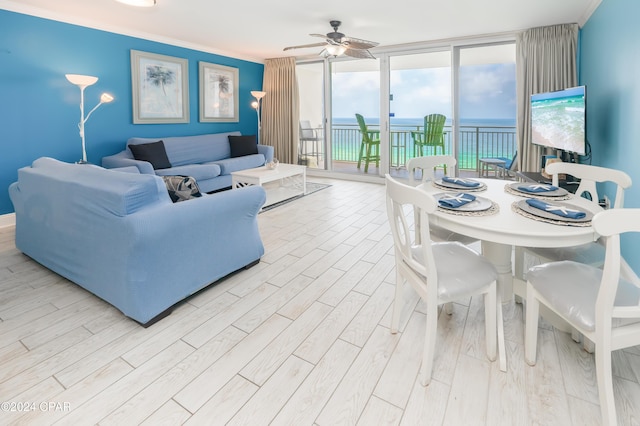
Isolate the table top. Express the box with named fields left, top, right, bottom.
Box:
left=231, top=163, right=305, bottom=179
left=418, top=178, right=602, bottom=248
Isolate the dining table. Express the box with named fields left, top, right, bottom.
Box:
left=417, top=177, right=604, bottom=371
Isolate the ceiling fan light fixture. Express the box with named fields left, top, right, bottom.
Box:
left=326, top=44, right=346, bottom=57
left=114, top=0, right=157, bottom=7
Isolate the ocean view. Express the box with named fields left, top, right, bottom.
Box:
left=328, top=117, right=517, bottom=168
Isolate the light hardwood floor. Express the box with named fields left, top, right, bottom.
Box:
left=1, top=177, right=639, bottom=425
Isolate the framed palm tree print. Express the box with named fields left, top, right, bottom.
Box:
left=131, top=50, right=189, bottom=124
left=199, top=62, right=239, bottom=122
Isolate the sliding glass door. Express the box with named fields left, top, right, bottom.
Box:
left=295, top=39, right=515, bottom=179
left=388, top=51, right=451, bottom=177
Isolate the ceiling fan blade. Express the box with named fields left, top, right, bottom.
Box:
left=310, top=33, right=328, bottom=38
left=342, top=37, right=379, bottom=50
left=343, top=48, right=376, bottom=59
left=283, top=42, right=327, bottom=51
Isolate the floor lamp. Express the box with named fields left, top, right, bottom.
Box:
left=251, top=90, right=266, bottom=145
left=66, top=74, right=114, bottom=163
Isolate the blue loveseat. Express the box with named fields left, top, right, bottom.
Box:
left=101, top=131, right=274, bottom=193
left=9, top=157, right=266, bottom=325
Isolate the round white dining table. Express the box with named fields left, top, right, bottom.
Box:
left=419, top=178, right=603, bottom=302
left=419, top=178, right=603, bottom=372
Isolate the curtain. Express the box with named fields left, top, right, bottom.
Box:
left=261, top=57, right=299, bottom=164
left=516, top=23, right=578, bottom=172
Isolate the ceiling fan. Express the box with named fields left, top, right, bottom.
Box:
left=283, top=20, right=379, bottom=59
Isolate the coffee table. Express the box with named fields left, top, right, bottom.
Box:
left=231, top=164, right=307, bottom=208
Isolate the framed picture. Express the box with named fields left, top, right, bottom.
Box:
left=199, top=61, right=239, bottom=122
left=131, top=50, right=189, bottom=124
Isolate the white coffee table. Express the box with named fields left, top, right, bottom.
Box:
left=231, top=164, right=307, bottom=207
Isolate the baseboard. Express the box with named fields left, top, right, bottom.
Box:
left=0, top=213, right=16, bottom=228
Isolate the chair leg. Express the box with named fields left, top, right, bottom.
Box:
left=484, top=286, right=497, bottom=362
left=357, top=141, right=365, bottom=169
left=390, top=270, right=404, bottom=334
left=364, top=142, right=371, bottom=173
left=525, top=284, right=540, bottom=365
left=419, top=300, right=438, bottom=386
left=595, top=341, right=617, bottom=426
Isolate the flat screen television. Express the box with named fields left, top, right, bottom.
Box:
left=531, top=85, right=586, bottom=156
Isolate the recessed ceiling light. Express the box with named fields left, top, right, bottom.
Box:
left=115, top=0, right=157, bottom=7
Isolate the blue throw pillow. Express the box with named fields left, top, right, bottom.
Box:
left=229, top=135, right=258, bottom=158
left=129, top=140, right=171, bottom=170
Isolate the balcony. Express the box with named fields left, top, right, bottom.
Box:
left=321, top=123, right=516, bottom=175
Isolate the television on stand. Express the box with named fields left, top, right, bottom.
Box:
left=530, top=85, right=587, bottom=163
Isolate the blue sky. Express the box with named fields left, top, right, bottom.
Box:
left=332, top=63, right=516, bottom=122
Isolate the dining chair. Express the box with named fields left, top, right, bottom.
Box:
left=410, top=114, right=447, bottom=173
left=406, top=155, right=478, bottom=246
left=514, top=162, right=633, bottom=283
left=525, top=208, right=640, bottom=426
left=355, top=113, right=380, bottom=173
left=385, top=174, right=504, bottom=385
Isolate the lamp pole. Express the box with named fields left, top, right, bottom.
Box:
left=65, top=74, right=114, bottom=163
left=251, top=90, right=266, bottom=145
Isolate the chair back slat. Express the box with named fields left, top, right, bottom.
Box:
left=545, top=162, right=632, bottom=208
left=407, top=155, right=457, bottom=184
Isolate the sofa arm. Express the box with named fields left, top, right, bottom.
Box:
left=102, top=151, right=155, bottom=174
left=257, top=144, right=274, bottom=164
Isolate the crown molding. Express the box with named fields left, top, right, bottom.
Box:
left=578, top=0, right=602, bottom=27
left=0, top=1, right=264, bottom=64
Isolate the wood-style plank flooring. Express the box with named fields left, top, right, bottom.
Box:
left=1, top=177, right=639, bottom=425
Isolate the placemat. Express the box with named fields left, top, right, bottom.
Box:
left=437, top=201, right=499, bottom=216
left=504, top=184, right=571, bottom=200
left=432, top=180, right=487, bottom=192
left=511, top=201, right=592, bottom=227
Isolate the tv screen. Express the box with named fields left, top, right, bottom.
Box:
left=531, top=86, right=586, bottom=155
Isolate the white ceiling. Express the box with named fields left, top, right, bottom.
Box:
left=1, top=0, right=600, bottom=63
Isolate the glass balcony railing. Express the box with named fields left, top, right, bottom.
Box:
left=330, top=124, right=517, bottom=172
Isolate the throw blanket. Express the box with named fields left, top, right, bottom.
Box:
left=162, top=176, right=202, bottom=202
left=438, top=193, right=476, bottom=208
left=518, top=184, right=559, bottom=193
left=442, top=176, right=480, bottom=188
left=526, top=199, right=586, bottom=219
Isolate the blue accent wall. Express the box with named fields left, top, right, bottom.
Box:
left=0, top=9, right=264, bottom=214
left=580, top=0, right=640, bottom=273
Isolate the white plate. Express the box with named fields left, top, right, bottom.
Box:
left=435, top=178, right=485, bottom=190
left=516, top=200, right=593, bottom=223
left=434, top=193, right=493, bottom=212
left=509, top=182, right=568, bottom=197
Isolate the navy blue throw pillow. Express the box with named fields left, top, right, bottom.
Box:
left=129, top=140, right=171, bottom=170
left=229, top=135, right=258, bottom=158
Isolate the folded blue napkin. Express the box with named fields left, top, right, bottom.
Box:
left=438, top=193, right=476, bottom=208
left=442, top=176, right=481, bottom=188
left=526, top=199, right=586, bottom=219
left=517, top=184, right=559, bottom=193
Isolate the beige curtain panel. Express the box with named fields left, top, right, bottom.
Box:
left=516, top=23, right=579, bottom=172
left=261, top=57, right=300, bottom=165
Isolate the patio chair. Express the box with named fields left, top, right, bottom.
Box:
left=385, top=174, right=503, bottom=386
left=355, top=113, right=380, bottom=173
left=299, top=120, right=322, bottom=167
left=478, top=153, right=517, bottom=179
left=410, top=114, right=447, bottom=173
left=525, top=208, right=640, bottom=426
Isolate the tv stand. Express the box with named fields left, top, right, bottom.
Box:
left=516, top=171, right=579, bottom=194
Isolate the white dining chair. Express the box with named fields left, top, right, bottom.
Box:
left=525, top=208, right=640, bottom=426
left=514, top=162, right=633, bottom=282
left=406, top=155, right=478, bottom=246
left=385, top=174, right=504, bottom=385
